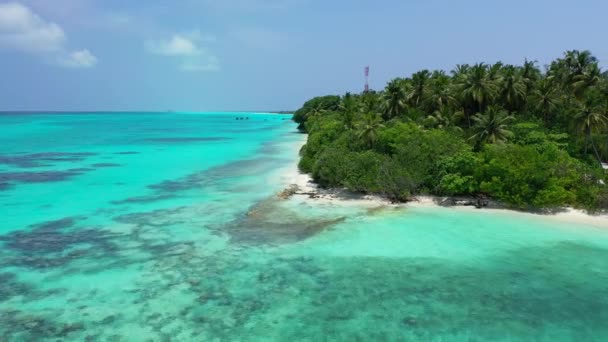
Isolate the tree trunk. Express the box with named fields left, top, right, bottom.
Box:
left=584, top=127, right=590, bottom=156
left=606, top=138, right=608, bottom=163
left=590, top=134, right=603, bottom=164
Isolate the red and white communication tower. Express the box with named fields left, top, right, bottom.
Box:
left=364, top=66, right=370, bottom=93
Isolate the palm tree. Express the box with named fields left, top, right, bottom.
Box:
left=521, top=59, right=541, bottom=93
left=361, top=91, right=381, bottom=115
left=339, top=92, right=358, bottom=130
left=500, top=65, right=526, bottom=113
left=599, top=80, right=608, bottom=161
left=425, top=71, right=456, bottom=112
left=303, top=103, right=327, bottom=121
left=549, top=50, right=598, bottom=95
left=470, top=106, right=514, bottom=149
left=456, top=63, right=499, bottom=126
left=488, top=62, right=504, bottom=83
left=356, top=113, right=385, bottom=148
left=426, top=107, right=463, bottom=132
left=565, top=50, right=597, bottom=75
left=451, top=64, right=470, bottom=77
left=451, top=64, right=470, bottom=87
left=572, top=62, right=602, bottom=99
left=574, top=99, right=607, bottom=163
left=530, top=79, right=559, bottom=124
left=407, top=70, right=430, bottom=108
left=381, top=79, right=407, bottom=120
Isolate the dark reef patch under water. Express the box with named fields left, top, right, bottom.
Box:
left=0, top=216, right=119, bottom=269
left=2, top=191, right=608, bottom=341
left=1, top=309, right=86, bottom=341
left=223, top=198, right=348, bottom=245
left=4, top=236, right=606, bottom=341
left=112, top=207, right=188, bottom=227
left=67, top=168, right=95, bottom=172
left=91, top=163, right=121, bottom=168
left=145, top=157, right=278, bottom=194
left=0, top=152, right=97, bottom=168
left=0, top=272, right=34, bottom=302
left=113, top=151, right=140, bottom=155
left=111, top=194, right=175, bottom=205
left=29, top=217, right=80, bottom=231
left=0, top=170, right=85, bottom=185
left=144, top=137, right=229, bottom=143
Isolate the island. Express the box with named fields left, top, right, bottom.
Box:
left=292, top=50, right=608, bottom=211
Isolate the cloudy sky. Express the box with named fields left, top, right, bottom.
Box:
left=0, top=0, right=607, bottom=111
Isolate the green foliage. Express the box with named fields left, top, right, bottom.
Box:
left=470, top=106, right=514, bottom=149
left=341, top=151, right=386, bottom=193
left=377, top=158, right=415, bottom=202
left=477, top=144, right=582, bottom=208
left=437, top=151, right=480, bottom=196
left=456, top=63, right=498, bottom=115
left=293, top=95, right=340, bottom=131
left=438, top=174, right=478, bottom=196
left=310, top=147, right=387, bottom=193
left=382, top=79, right=408, bottom=120
left=293, top=50, right=608, bottom=210
left=356, top=113, right=385, bottom=148
left=310, top=146, right=350, bottom=187
left=510, top=122, right=569, bottom=149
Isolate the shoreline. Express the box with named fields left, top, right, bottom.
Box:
left=278, top=135, right=608, bottom=229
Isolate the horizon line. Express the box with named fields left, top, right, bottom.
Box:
left=0, top=110, right=295, bottom=114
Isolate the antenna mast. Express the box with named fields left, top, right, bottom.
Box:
left=364, top=66, right=370, bottom=93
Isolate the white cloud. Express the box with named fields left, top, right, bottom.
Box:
left=0, top=2, right=97, bottom=68
left=145, top=30, right=217, bottom=56
left=0, top=2, right=65, bottom=52
left=146, top=30, right=219, bottom=72
left=146, top=34, right=202, bottom=56
left=59, top=49, right=98, bottom=68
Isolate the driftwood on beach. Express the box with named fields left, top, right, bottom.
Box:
left=277, top=184, right=320, bottom=199
left=436, top=196, right=491, bottom=209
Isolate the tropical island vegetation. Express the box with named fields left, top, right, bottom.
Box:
left=293, top=50, right=608, bottom=211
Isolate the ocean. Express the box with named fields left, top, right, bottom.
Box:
left=1, top=112, right=608, bottom=341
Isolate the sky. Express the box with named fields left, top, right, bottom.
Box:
left=0, top=0, right=607, bottom=112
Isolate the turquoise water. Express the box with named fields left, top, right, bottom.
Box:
left=1, top=112, right=608, bottom=341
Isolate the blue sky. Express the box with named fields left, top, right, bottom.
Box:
left=0, top=0, right=607, bottom=111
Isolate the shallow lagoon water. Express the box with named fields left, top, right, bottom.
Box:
left=1, top=112, right=608, bottom=341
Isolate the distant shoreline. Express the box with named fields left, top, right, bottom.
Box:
left=0, top=111, right=294, bottom=115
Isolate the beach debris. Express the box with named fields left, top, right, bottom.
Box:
left=277, top=184, right=321, bottom=200
left=430, top=195, right=492, bottom=208
left=277, top=184, right=300, bottom=199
